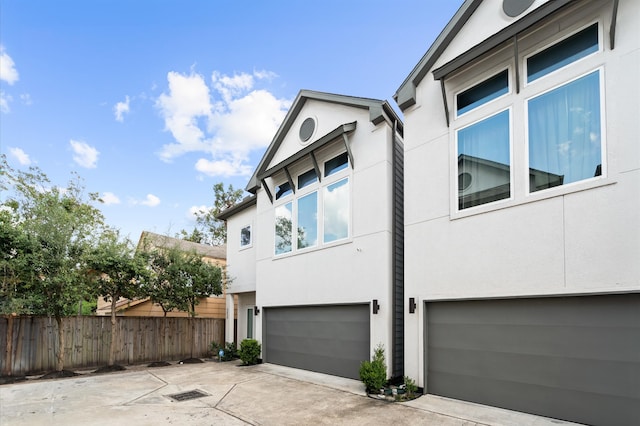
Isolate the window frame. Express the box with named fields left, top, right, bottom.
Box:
left=272, top=148, right=351, bottom=257
left=239, top=224, right=252, bottom=249
left=448, top=16, right=609, bottom=219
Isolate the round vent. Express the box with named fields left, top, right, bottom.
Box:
left=458, top=172, right=473, bottom=191
left=502, top=0, right=534, bottom=17
left=299, top=117, right=315, bottom=142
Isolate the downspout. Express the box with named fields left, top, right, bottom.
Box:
left=391, top=118, right=404, bottom=381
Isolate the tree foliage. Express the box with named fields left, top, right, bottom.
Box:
left=85, top=230, right=149, bottom=366
left=143, top=244, right=224, bottom=317
left=0, top=155, right=105, bottom=371
left=179, top=182, right=244, bottom=245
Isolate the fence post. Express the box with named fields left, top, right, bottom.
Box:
left=3, top=315, right=14, bottom=376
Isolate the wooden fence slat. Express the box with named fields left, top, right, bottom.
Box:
left=0, top=316, right=224, bottom=375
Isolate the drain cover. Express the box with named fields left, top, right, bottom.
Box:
left=167, top=389, right=208, bottom=402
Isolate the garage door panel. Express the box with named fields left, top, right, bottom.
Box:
left=430, top=370, right=637, bottom=426
left=430, top=323, right=638, bottom=362
left=426, top=294, right=640, bottom=426
left=430, top=347, right=637, bottom=397
left=265, top=304, right=370, bottom=380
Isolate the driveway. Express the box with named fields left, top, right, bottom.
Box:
left=0, top=360, right=580, bottom=425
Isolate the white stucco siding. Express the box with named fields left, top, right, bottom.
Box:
left=225, top=205, right=257, bottom=294
left=434, top=0, right=551, bottom=71
left=564, top=172, right=640, bottom=290
left=405, top=0, right=639, bottom=300
left=403, top=0, right=639, bottom=386
left=267, top=101, right=371, bottom=168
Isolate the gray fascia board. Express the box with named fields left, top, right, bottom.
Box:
left=216, top=195, right=257, bottom=221
left=258, top=122, right=357, bottom=181
left=394, top=0, right=481, bottom=111
left=432, top=0, right=573, bottom=80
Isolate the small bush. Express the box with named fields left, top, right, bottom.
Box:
left=211, top=341, right=238, bottom=361
left=359, top=344, right=387, bottom=393
left=238, top=339, right=261, bottom=365
left=403, top=375, right=418, bottom=397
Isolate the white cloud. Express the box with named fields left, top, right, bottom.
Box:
left=20, top=93, right=32, bottom=106
left=114, top=95, right=130, bottom=122
left=140, top=194, right=160, bottom=207
left=101, top=192, right=121, bottom=205
left=69, top=139, right=99, bottom=168
left=156, top=69, right=290, bottom=177
left=188, top=205, right=209, bottom=220
left=0, top=91, right=12, bottom=113
left=8, top=147, right=31, bottom=165
left=0, top=47, right=19, bottom=85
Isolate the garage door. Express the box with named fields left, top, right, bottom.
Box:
left=264, top=304, right=370, bottom=379
left=425, top=294, right=640, bottom=426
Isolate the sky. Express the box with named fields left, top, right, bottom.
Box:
left=1, top=0, right=464, bottom=241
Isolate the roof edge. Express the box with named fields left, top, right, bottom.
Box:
left=216, top=195, right=257, bottom=221
left=394, top=0, right=481, bottom=111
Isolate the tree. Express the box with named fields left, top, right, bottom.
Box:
left=144, top=245, right=223, bottom=317
left=142, top=243, right=224, bottom=358
left=0, top=156, right=105, bottom=372
left=85, top=230, right=149, bottom=367
left=182, top=183, right=244, bottom=245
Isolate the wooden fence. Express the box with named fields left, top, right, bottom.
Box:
left=0, top=315, right=225, bottom=376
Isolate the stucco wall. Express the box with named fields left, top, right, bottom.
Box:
left=402, top=0, right=640, bottom=385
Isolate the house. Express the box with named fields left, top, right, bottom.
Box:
left=96, top=231, right=230, bottom=319
left=218, top=90, right=404, bottom=380
left=397, top=0, right=639, bottom=424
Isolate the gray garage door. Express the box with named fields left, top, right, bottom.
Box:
left=425, top=294, right=640, bottom=426
left=264, top=304, right=370, bottom=379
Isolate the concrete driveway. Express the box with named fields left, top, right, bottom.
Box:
left=0, top=360, right=580, bottom=425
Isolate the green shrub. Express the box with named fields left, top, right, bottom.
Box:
left=238, top=339, right=261, bottom=365
left=211, top=341, right=238, bottom=361
left=403, top=375, right=418, bottom=397
left=359, top=344, right=387, bottom=393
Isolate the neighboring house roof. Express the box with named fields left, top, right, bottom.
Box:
left=216, top=195, right=257, bottom=221
left=245, top=89, right=403, bottom=193
left=394, top=0, right=579, bottom=111
left=138, top=231, right=226, bottom=260
left=95, top=297, right=148, bottom=315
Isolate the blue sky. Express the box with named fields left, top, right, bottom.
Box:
left=1, top=0, right=463, bottom=241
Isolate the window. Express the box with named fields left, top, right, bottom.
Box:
left=528, top=71, right=601, bottom=192
left=297, top=191, right=318, bottom=249
left=324, top=152, right=349, bottom=177
left=457, top=109, right=511, bottom=209
left=527, top=23, right=598, bottom=83
left=323, top=178, right=349, bottom=242
left=451, top=20, right=604, bottom=213
left=274, top=152, right=350, bottom=255
left=275, top=182, right=292, bottom=200
left=274, top=202, right=292, bottom=255
left=457, top=70, right=509, bottom=115
left=240, top=225, right=252, bottom=248
left=246, top=309, right=253, bottom=339
left=298, top=169, right=318, bottom=189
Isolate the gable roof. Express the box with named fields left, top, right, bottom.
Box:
left=395, top=0, right=580, bottom=111
left=138, top=231, right=226, bottom=260
left=246, top=89, right=402, bottom=193
left=394, top=0, right=481, bottom=111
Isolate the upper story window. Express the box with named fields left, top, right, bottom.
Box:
left=298, top=169, right=318, bottom=189
left=457, top=69, right=509, bottom=116
left=526, top=23, right=599, bottom=83
left=275, top=181, right=293, bottom=200
left=240, top=225, right=252, bottom=248
left=450, top=18, right=605, bottom=214
left=274, top=151, right=350, bottom=256
left=324, top=152, right=349, bottom=177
